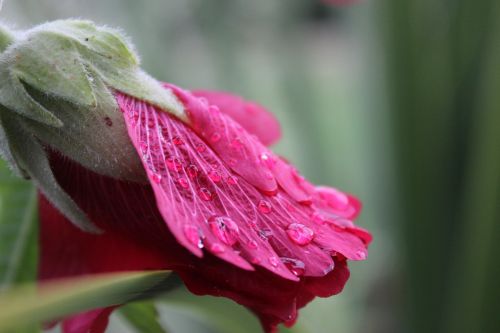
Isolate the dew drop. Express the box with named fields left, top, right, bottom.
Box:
left=264, top=171, right=274, bottom=180
left=269, top=256, right=279, bottom=267
left=151, top=173, right=161, bottom=184
left=172, top=136, right=184, bottom=145
left=281, top=257, right=306, bottom=277
left=258, top=200, right=272, bottom=214
left=210, top=132, right=222, bottom=143
left=228, top=158, right=237, bottom=167
left=356, top=250, right=367, bottom=260
left=209, top=216, right=240, bottom=246
left=286, top=223, right=314, bottom=246
left=198, top=187, right=213, bottom=201
left=323, top=263, right=335, bottom=275
left=178, top=177, right=189, bottom=189
left=166, top=157, right=183, bottom=172
left=208, top=170, right=222, bottom=183
left=226, top=176, right=239, bottom=185
left=258, top=228, right=273, bottom=240
left=209, top=105, right=220, bottom=114
left=183, top=224, right=200, bottom=246
left=311, top=212, right=325, bottom=225
left=186, top=164, right=199, bottom=179
left=246, top=239, right=258, bottom=249
left=151, top=173, right=162, bottom=184
left=230, top=138, right=244, bottom=150
left=260, top=153, right=276, bottom=168
left=210, top=243, right=225, bottom=253
left=147, top=118, right=155, bottom=128
left=251, top=257, right=261, bottom=264
left=327, top=218, right=354, bottom=229
left=196, top=143, right=207, bottom=153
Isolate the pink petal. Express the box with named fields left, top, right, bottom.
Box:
left=116, top=90, right=369, bottom=280
left=40, top=150, right=363, bottom=333
left=192, top=90, right=281, bottom=146
left=62, top=308, right=115, bottom=333
left=165, top=83, right=278, bottom=194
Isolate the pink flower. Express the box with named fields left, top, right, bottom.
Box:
left=39, top=84, right=371, bottom=333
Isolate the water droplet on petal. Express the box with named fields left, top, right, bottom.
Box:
left=187, top=164, right=199, bottom=179
left=210, top=132, right=221, bottom=143
left=311, top=212, right=325, bottom=225
left=260, top=153, right=276, bottom=168
left=356, top=250, right=367, bottom=260
left=198, top=187, right=213, bottom=201
left=166, top=157, right=183, bottom=172
left=208, top=170, right=222, bottom=183
left=183, top=224, right=200, bottom=246
left=251, top=257, right=261, bottom=264
left=172, top=136, right=184, bottom=145
left=178, top=177, right=189, bottom=189
left=258, top=228, right=273, bottom=240
left=196, top=143, right=207, bottom=153
left=264, top=171, right=274, bottom=180
left=287, top=223, right=314, bottom=246
left=231, top=138, right=244, bottom=150
left=228, top=158, right=237, bottom=167
left=327, top=218, right=354, bottom=229
left=210, top=243, right=225, bottom=253
left=281, top=257, right=306, bottom=277
left=209, top=216, right=240, bottom=246
left=258, top=200, right=272, bottom=214
left=209, top=105, right=220, bottom=114
left=323, top=263, right=335, bottom=274
left=269, top=256, right=279, bottom=267
left=226, top=176, right=238, bottom=185
left=151, top=173, right=162, bottom=184
left=246, top=239, right=258, bottom=249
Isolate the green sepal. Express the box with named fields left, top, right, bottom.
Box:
left=0, top=112, right=100, bottom=233
left=22, top=75, right=146, bottom=182
left=0, top=68, right=63, bottom=127
left=0, top=20, right=185, bottom=123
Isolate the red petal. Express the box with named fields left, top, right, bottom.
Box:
left=40, top=151, right=358, bottom=333
left=192, top=90, right=282, bottom=146
left=62, top=308, right=115, bottom=333
left=117, top=90, right=371, bottom=280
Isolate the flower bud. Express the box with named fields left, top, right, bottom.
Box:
left=0, top=20, right=185, bottom=232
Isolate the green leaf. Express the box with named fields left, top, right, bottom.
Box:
left=161, top=287, right=262, bottom=333
left=0, top=270, right=171, bottom=333
left=120, top=301, right=168, bottom=333
left=0, top=159, right=38, bottom=289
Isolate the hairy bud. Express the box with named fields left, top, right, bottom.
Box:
left=0, top=20, right=184, bottom=232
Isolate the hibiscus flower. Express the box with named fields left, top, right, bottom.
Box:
left=0, top=20, right=371, bottom=333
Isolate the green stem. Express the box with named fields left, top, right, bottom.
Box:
left=0, top=24, right=14, bottom=53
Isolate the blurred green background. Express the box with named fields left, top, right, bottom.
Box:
left=0, top=0, right=498, bottom=332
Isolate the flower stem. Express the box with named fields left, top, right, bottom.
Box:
left=0, top=24, right=14, bottom=53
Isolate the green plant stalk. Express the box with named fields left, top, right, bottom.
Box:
left=0, top=270, right=171, bottom=332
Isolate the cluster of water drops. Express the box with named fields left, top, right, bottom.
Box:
left=123, top=97, right=365, bottom=280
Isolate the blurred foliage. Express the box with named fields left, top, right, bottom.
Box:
left=0, top=0, right=498, bottom=333
left=0, top=271, right=171, bottom=332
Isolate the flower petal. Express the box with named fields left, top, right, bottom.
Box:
left=117, top=89, right=368, bottom=280
left=61, top=308, right=115, bottom=333
left=192, top=90, right=281, bottom=146
left=38, top=156, right=353, bottom=333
